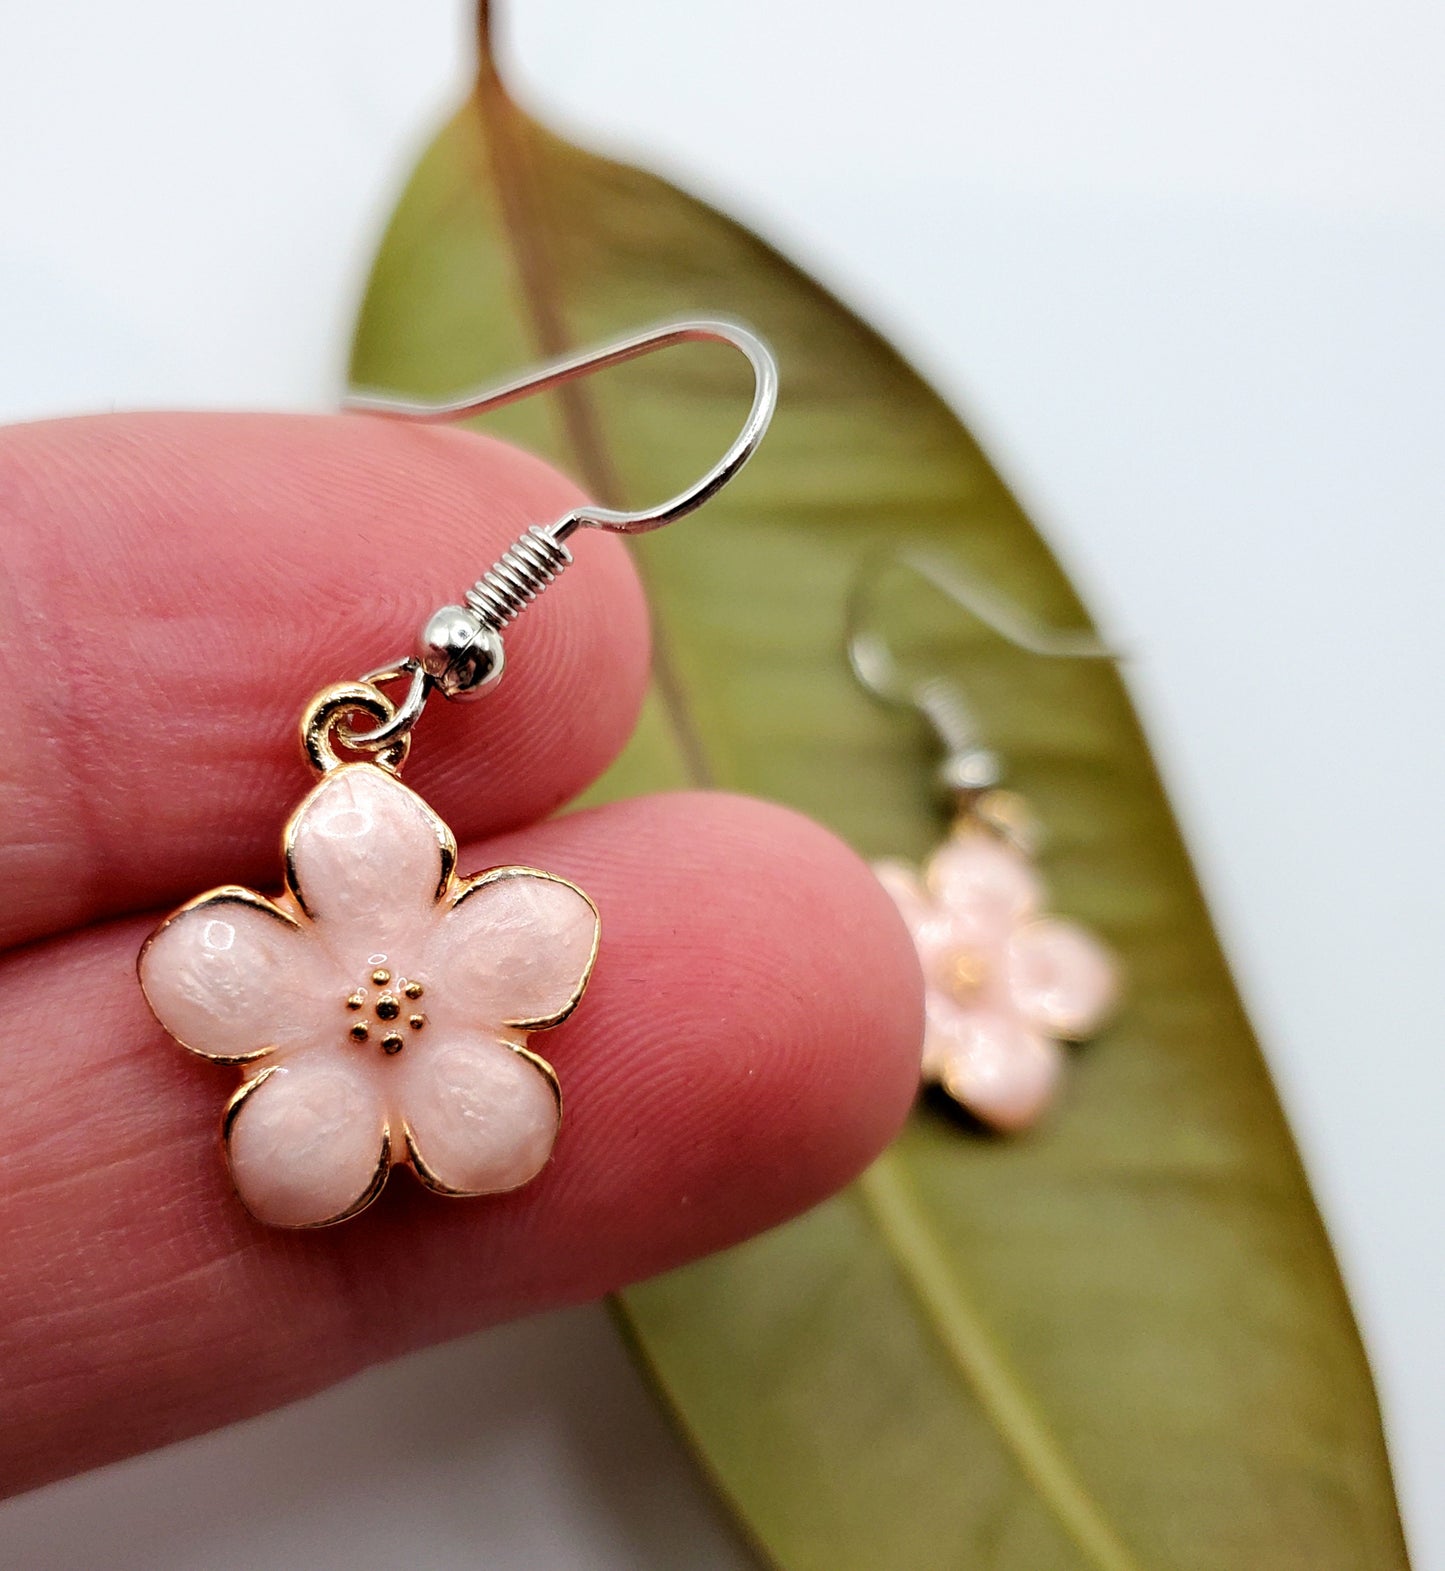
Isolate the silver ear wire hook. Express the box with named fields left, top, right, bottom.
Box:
left=341, top=318, right=778, bottom=746
left=846, top=549, right=1117, bottom=794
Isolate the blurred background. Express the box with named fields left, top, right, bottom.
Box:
left=1, top=2, right=1441, bottom=1565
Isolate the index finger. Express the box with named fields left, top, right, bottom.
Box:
left=0, top=412, right=650, bottom=948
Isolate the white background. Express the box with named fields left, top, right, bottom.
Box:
left=1, top=2, right=1441, bottom=1565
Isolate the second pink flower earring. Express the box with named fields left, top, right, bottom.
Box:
left=849, top=553, right=1121, bottom=1133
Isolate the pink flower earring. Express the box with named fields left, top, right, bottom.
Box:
left=848, top=553, right=1121, bottom=1133
left=138, top=321, right=777, bottom=1227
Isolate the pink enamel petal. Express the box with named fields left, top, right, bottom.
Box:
left=139, top=890, right=325, bottom=1063
left=285, top=764, right=455, bottom=944
left=225, top=1053, right=390, bottom=1227
left=398, top=1032, right=560, bottom=1195
left=876, top=861, right=968, bottom=995
left=926, top=833, right=1043, bottom=946
left=430, top=870, right=599, bottom=1031
left=920, top=992, right=959, bottom=1079
left=1006, top=917, right=1119, bottom=1039
left=926, top=1003, right=1064, bottom=1132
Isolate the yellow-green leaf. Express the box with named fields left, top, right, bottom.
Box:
left=349, top=27, right=1408, bottom=1571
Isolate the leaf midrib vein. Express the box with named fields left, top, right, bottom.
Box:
left=475, top=32, right=1142, bottom=1571
left=856, top=1153, right=1146, bottom=1571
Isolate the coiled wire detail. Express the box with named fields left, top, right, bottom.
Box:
left=337, top=318, right=778, bottom=753
left=464, top=526, right=572, bottom=633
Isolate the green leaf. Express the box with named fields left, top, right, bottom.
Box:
left=349, top=25, right=1408, bottom=1571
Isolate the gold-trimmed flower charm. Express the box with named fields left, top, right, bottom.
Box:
left=876, top=793, right=1117, bottom=1133
left=139, top=762, right=598, bottom=1227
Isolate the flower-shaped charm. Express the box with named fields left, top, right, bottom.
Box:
left=876, top=828, right=1117, bottom=1132
left=139, top=763, right=599, bottom=1227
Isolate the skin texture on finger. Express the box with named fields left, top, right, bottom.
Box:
left=0, top=791, right=922, bottom=1498
left=0, top=412, right=650, bottom=947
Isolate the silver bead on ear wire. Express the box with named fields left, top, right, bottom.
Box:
left=343, top=319, right=777, bottom=731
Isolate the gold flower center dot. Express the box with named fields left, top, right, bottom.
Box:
left=342, top=977, right=428, bottom=1054
left=945, top=950, right=989, bottom=1002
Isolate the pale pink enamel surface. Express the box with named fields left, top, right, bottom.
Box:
left=1007, top=917, right=1119, bottom=1038
left=925, top=834, right=1041, bottom=940
left=286, top=765, right=449, bottom=947
left=879, top=858, right=995, bottom=992
left=398, top=1033, right=560, bottom=1194
left=930, top=1008, right=1063, bottom=1133
left=430, top=874, right=598, bottom=1029
left=877, top=827, right=1116, bottom=1132
left=228, top=1056, right=388, bottom=1227
left=139, top=896, right=325, bottom=1061
left=140, top=763, right=595, bottom=1226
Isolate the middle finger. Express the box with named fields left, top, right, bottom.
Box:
left=0, top=411, right=650, bottom=948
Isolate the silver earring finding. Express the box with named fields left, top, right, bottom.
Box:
left=845, top=547, right=1116, bottom=800
left=343, top=318, right=778, bottom=742
left=846, top=548, right=1122, bottom=1135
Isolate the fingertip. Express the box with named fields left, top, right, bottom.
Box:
left=478, top=791, right=926, bottom=1282
left=0, top=789, right=925, bottom=1487
left=649, top=792, right=925, bottom=1206
left=0, top=412, right=653, bottom=941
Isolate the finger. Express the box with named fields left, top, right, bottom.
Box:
left=0, top=790, right=921, bottom=1496
left=0, top=412, right=649, bottom=947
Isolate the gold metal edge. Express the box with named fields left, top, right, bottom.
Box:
left=299, top=681, right=410, bottom=777
left=402, top=1121, right=468, bottom=1197
left=221, top=1064, right=280, bottom=1141
left=138, top=887, right=302, bottom=1064
left=509, top=1039, right=563, bottom=1120
left=222, top=1069, right=395, bottom=1229
left=449, top=865, right=601, bottom=1031
left=281, top=761, right=458, bottom=918
left=401, top=1040, right=559, bottom=1199
left=301, top=1126, right=394, bottom=1228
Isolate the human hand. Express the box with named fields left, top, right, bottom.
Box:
left=0, top=413, right=921, bottom=1496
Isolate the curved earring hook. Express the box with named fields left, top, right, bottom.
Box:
left=846, top=548, right=1118, bottom=790
left=339, top=317, right=778, bottom=747
left=346, top=317, right=777, bottom=539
